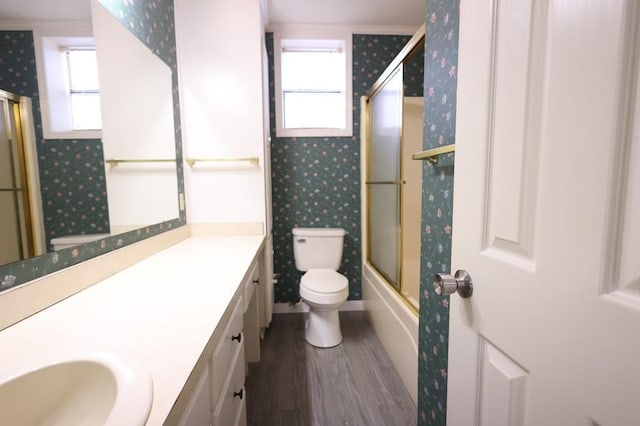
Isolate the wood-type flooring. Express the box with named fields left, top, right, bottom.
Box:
left=246, top=311, right=416, bottom=426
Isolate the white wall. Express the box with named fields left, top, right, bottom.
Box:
left=401, top=97, right=423, bottom=306
left=174, top=0, right=268, bottom=225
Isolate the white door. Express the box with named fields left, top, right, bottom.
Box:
left=446, top=1, right=640, bottom=425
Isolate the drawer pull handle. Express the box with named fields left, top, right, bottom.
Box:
left=231, top=332, right=242, bottom=343
left=233, top=388, right=244, bottom=400
left=253, top=278, right=259, bottom=285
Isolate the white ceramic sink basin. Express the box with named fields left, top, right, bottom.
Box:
left=0, top=352, right=153, bottom=426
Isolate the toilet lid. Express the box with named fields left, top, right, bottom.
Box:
left=301, top=269, right=348, bottom=293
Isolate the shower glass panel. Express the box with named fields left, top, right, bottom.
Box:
left=367, top=66, right=403, bottom=288
left=0, top=92, right=34, bottom=265
left=364, top=27, right=424, bottom=312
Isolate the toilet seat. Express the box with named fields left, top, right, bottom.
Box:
left=300, top=269, right=349, bottom=305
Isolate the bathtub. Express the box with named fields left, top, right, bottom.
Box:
left=362, top=262, right=419, bottom=405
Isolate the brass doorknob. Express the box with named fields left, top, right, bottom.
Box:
left=433, top=270, right=473, bottom=298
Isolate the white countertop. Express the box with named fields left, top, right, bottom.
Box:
left=0, top=235, right=265, bottom=425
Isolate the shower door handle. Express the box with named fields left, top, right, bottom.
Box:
left=433, top=270, right=473, bottom=298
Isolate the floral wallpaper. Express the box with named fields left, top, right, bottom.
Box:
left=405, top=42, right=425, bottom=97
left=417, top=1, right=459, bottom=425
left=268, top=33, right=413, bottom=303
left=39, top=139, right=110, bottom=245
left=0, top=1, right=184, bottom=292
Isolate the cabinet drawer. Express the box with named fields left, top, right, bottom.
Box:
left=243, top=261, right=259, bottom=312
left=212, top=346, right=246, bottom=426
left=211, top=297, right=244, bottom=402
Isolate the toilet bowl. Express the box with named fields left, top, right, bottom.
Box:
left=292, top=227, right=349, bottom=348
left=299, top=269, right=349, bottom=347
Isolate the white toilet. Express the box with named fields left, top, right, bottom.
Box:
left=292, top=227, right=349, bottom=348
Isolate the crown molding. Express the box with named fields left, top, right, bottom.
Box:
left=0, top=20, right=92, bottom=31
left=266, top=23, right=419, bottom=36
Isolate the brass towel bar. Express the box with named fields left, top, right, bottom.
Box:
left=105, top=158, right=176, bottom=167
left=364, top=181, right=404, bottom=185
left=412, top=144, right=455, bottom=164
left=186, top=157, right=259, bottom=166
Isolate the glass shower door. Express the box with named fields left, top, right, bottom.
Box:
left=0, top=92, right=33, bottom=264
left=367, top=66, right=403, bottom=289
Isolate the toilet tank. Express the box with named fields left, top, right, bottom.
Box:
left=292, top=228, right=346, bottom=271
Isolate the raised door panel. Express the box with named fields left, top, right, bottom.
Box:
left=244, top=259, right=261, bottom=364
left=478, top=340, right=528, bottom=426
left=178, top=364, right=211, bottom=426
left=243, top=261, right=259, bottom=312
left=482, top=0, right=543, bottom=267
left=211, top=298, right=244, bottom=403
left=212, top=347, right=246, bottom=426
left=607, top=27, right=640, bottom=303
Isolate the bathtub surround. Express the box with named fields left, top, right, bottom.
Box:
left=269, top=33, right=413, bottom=304
left=417, top=1, right=459, bottom=425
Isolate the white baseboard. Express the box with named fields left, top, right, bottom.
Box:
left=273, top=300, right=364, bottom=314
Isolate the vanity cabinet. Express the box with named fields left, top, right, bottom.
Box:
left=178, top=296, right=246, bottom=426
left=0, top=234, right=267, bottom=426
left=178, top=251, right=264, bottom=426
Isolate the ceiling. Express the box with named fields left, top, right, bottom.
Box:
left=0, top=0, right=425, bottom=28
left=0, top=0, right=91, bottom=21
left=266, top=0, right=425, bottom=27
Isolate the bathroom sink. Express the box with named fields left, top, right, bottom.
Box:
left=0, top=352, right=153, bottom=426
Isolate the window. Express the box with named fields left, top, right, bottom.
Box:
left=33, top=24, right=102, bottom=139
left=274, top=32, right=352, bottom=137
left=65, top=48, right=102, bottom=130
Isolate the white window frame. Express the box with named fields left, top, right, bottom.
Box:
left=33, top=22, right=102, bottom=139
left=274, top=28, right=353, bottom=138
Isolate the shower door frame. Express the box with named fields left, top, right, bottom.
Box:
left=362, top=27, right=425, bottom=314
left=0, top=89, right=45, bottom=264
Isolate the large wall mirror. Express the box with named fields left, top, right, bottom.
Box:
left=0, top=0, right=185, bottom=292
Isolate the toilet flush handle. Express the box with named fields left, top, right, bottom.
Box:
left=297, top=238, right=306, bottom=243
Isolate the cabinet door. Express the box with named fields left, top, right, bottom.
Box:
left=243, top=260, right=261, bottom=364
left=178, top=364, right=211, bottom=426
left=212, top=348, right=246, bottom=426
left=212, top=298, right=244, bottom=402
